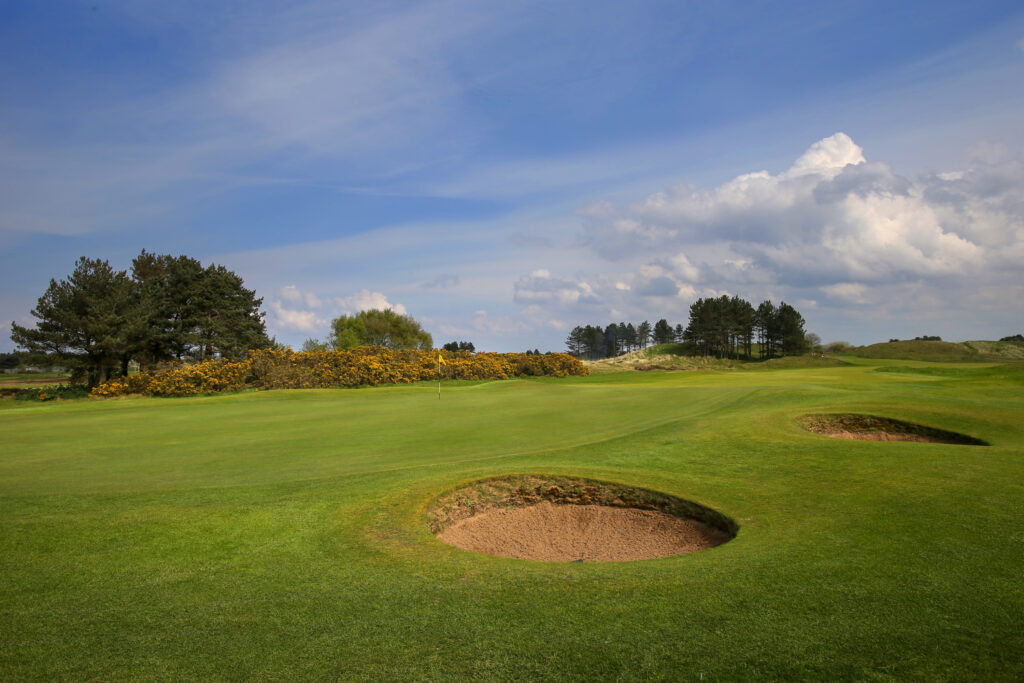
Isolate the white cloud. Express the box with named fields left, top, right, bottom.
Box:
left=513, top=273, right=592, bottom=306
left=278, top=285, right=322, bottom=308
left=267, top=301, right=326, bottom=334
left=782, top=132, right=866, bottom=179
left=489, top=133, right=1024, bottom=347
left=820, top=283, right=871, bottom=304
left=581, top=132, right=1019, bottom=286
left=212, top=4, right=483, bottom=160
left=334, top=289, right=407, bottom=316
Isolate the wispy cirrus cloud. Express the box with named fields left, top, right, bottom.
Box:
left=0, top=1, right=494, bottom=238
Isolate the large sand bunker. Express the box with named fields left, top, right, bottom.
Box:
left=799, top=413, right=987, bottom=445
left=429, top=476, right=737, bottom=562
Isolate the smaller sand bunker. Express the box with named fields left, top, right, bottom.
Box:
left=799, top=413, right=987, bottom=445
left=429, top=476, right=737, bottom=562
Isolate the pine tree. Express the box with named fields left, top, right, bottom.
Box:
left=653, top=318, right=674, bottom=345
left=565, top=327, right=585, bottom=357
left=12, top=252, right=270, bottom=386
left=637, top=320, right=652, bottom=349
left=11, top=257, right=136, bottom=386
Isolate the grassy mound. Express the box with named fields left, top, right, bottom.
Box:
left=848, top=339, right=1024, bottom=362
left=874, top=363, right=1024, bottom=383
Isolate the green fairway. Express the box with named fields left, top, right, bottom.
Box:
left=1, top=359, right=1022, bottom=680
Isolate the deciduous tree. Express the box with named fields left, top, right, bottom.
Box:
left=329, top=309, right=432, bottom=350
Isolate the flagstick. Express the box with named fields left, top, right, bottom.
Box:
left=437, top=355, right=441, bottom=400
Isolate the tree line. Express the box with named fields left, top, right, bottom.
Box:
left=11, top=252, right=270, bottom=386
left=566, top=296, right=808, bottom=360
left=565, top=319, right=681, bottom=359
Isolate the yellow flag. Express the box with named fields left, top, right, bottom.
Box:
left=437, top=352, right=446, bottom=365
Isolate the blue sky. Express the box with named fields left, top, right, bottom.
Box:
left=2, top=0, right=1023, bottom=352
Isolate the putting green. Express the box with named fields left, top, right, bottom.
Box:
left=1, top=359, right=1021, bottom=679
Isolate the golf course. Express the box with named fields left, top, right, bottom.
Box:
left=1, top=356, right=1022, bottom=680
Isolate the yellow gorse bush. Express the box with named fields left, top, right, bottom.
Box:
left=91, top=348, right=587, bottom=397
left=91, top=358, right=248, bottom=398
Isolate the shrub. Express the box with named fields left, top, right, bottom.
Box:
left=14, top=384, right=90, bottom=401
left=91, top=347, right=588, bottom=398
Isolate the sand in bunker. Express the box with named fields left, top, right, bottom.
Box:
left=438, top=501, right=731, bottom=562
left=827, top=430, right=935, bottom=442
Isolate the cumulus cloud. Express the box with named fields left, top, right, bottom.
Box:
left=334, top=289, right=407, bottom=316
left=820, top=282, right=872, bottom=305
left=264, top=286, right=329, bottom=334
left=783, top=132, right=866, bottom=179
left=513, top=271, right=595, bottom=306
left=635, top=276, right=678, bottom=297
left=580, top=132, right=1021, bottom=287
left=278, top=285, right=322, bottom=308
left=508, top=265, right=708, bottom=328
left=267, top=301, right=326, bottom=334
left=498, top=133, right=1024, bottom=345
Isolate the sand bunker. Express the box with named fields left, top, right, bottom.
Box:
left=439, top=500, right=730, bottom=561
left=429, top=475, right=737, bottom=562
left=799, top=413, right=987, bottom=445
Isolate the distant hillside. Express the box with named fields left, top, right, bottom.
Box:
left=847, top=340, right=1024, bottom=362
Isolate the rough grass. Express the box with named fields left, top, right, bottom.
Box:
left=0, top=371, right=70, bottom=387
left=586, top=345, right=848, bottom=373
left=964, top=340, right=1024, bottom=360
left=1, top=361, right=1022, bottom=680
left=584, top=345, right=743, bottom=373
left=849, top=339, right=1024, bottom=362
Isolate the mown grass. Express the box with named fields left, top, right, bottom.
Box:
left=1, top=359, right=1022, bottom=680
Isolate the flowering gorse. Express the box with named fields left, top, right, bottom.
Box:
left=91, top=348, right=587, bottom=397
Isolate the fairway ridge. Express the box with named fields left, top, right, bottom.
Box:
left=798, top=413, right=988, bottom=445
left=430, top=475, right=736, bottom=561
